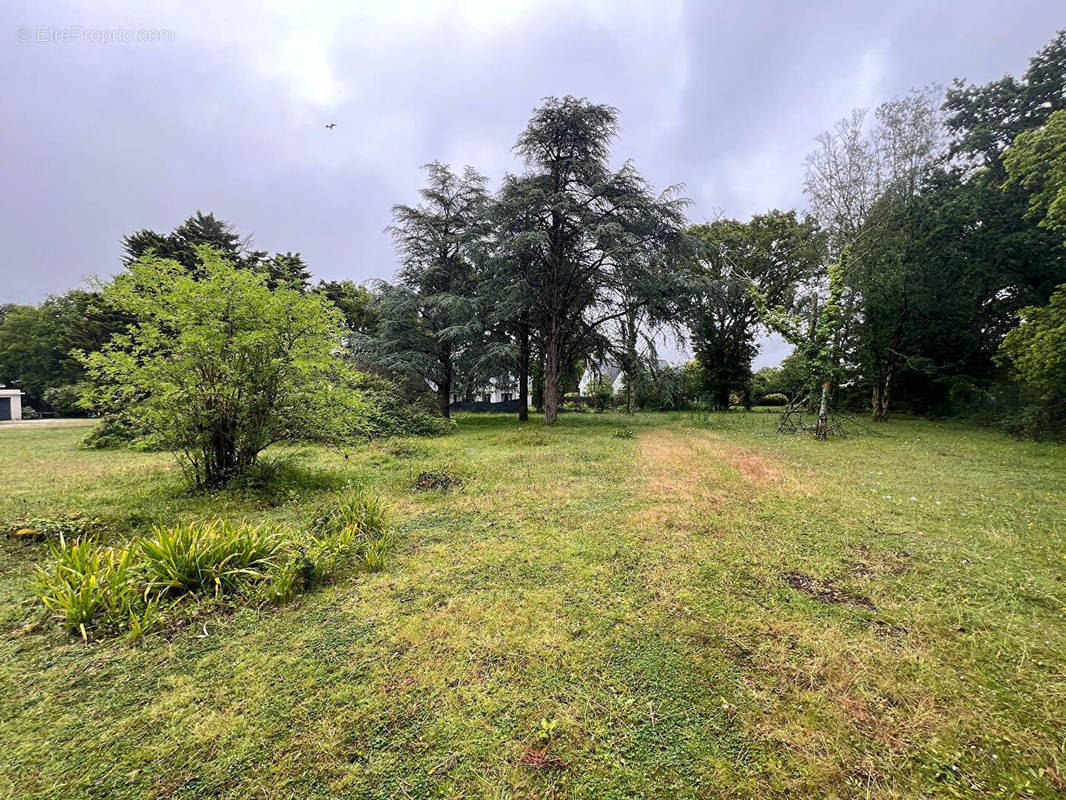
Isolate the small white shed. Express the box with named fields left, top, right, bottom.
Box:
left=0, top=388, right=24, bottom=421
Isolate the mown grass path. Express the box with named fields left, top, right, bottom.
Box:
left=1, top=413, right=1064, bottom=798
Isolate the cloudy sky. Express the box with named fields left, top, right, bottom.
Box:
left=4, top=0, right=1063, bottom=365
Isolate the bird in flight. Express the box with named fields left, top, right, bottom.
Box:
left=325, top=123, right=336, bottom=130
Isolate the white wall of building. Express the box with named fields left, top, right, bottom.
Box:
left=0, top=389, right=23, bottom=421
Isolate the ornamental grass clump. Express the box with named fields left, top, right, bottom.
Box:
left=139, top=520, right=286, bottom=598
left=33, top=492, right=395, bottom=641
left=34, top=535, right=153, bottom=640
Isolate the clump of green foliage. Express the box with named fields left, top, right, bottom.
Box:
left=587, top=377, right=616, bottom=411
left=998, top=283, right=1066, bottom=439
left=268, top=491, right=394, bottom=602
left=42, top=383, right=88, bottom=417
left=353, top=372, right=455, bottom=438
left=34, top=536, right=155, bottom=641
left=139, top=520, right=285, bottom=598
left=761, top=392, right=789, bottom=406
left=33, top=492, right=394, bottom=640
left=79, top=249, right=372, bottom=488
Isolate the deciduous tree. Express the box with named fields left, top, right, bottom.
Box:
left=80, top=249, right=367, bottom=488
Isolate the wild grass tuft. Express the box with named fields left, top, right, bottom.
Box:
left=309, top=488, right=392, bottom=537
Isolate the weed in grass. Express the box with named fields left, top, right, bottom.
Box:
left=359, top=534, right=390, bottom=572
left=414, top=469, right=463, bottom=492
left=310, top=488, right=392, bottom=537
left=783, top=571, right=876, bottom=609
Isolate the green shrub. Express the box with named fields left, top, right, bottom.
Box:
left=353, top=372, right=455, bottom=438
left=588, top=377, right=615, bottom=412
left=140, top=520, right=285, bottom=597
left=42, top=383, right=87, bottom=417
left=761, top=393, right=789, bottom=406
left=81, top=411, right=163, bottom=450
left=1002, top=405, right=1058, bottom=441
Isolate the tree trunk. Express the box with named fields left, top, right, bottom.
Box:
left=624, top=307, right=637, bottom=415
left=815, top=381, right=830, bottom=440
left=715, top=385, right=731, bottom=412
left=871, top=366, right=893, bottom=422
left=879, top=367, right=892, bottom=421
left=437, top=360, right=452, bottom=419
left=543, top=327, right=562, bottom=425
left=517, top=315, right=529, bottom=423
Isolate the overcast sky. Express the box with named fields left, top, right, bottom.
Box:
left=3, top=0, right=1063, bottom=366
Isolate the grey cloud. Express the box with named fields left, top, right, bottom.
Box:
left=3, top=0, right=1063, bottom=368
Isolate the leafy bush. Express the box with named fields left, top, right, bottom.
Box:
left=42, top=383, right=87, bottom=417
left=139, top=520, right=285, bottom=597
left=587, top=377, right=615, bottom=412
left=629, top=364, right=684, bottom=411
left=81, top=411, right=163, bottom=450
left=354, top=372, right=454, bottom=438
left=79, top=250, right=371, bottom=488
left=999, top=283, right=1066, bottom=438
left=1002, top=405, right=1058, bottom=441
left=761, top=393, right=789, bottom=406
left=22, top=406, right=39, bottom=420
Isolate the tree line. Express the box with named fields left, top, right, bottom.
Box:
left=2, top=30, right=1066, bottom=440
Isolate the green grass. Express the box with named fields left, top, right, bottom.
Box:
left=1, top=412, right=1064, bottom=798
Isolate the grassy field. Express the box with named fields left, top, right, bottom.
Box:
left=1, top=412, right=1064, bottom=799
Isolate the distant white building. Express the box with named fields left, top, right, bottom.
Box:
left=427, top=375, right=533, bottom=406
left=578, top=364, right=625, bottom=396
left=578, top=359, right=671, bottom=396
left=0, top=388, right=24, bottom=421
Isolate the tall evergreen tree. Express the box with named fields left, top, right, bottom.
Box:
left=365, top=163, right=492, bottom=417
left=505, top=96, right=693, bottom=424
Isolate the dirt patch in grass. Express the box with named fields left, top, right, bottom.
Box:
left=517, top=746, right=570, bottom=770
left=414, top=470, right=463, bottom=492
left=637, top=428, right=788, bottom=497
left=850, top=545, right=912, bottom=579
left=783, top=571, right=876, bottom=609
left=719, top=448, right=782, bottom=485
